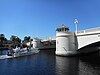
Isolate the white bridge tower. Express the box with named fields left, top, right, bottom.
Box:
left=56, top=24, right=76, bottom=56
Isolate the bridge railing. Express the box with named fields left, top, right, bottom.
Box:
left=41, top=36, right=56, bottom=42
left=77, top=27, right=100, bottom=35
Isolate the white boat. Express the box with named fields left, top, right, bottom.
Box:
left=0, top=48, right=40, bottom=59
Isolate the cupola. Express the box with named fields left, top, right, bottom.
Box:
left=56, top=24, right=69, bottom=32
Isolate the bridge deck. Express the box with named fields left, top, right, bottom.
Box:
left=77, top=27, right=100, bottom=36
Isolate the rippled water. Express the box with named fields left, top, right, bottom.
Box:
left=0, top=50, right=100, bottom=75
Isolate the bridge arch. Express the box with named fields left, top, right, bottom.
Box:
left=76, top=27, right=100, bottom=50
left=77, top=41, right=100, bottom=54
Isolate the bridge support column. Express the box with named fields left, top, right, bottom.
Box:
left=56, top=25, right=77, bottom=56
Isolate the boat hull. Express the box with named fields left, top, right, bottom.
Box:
left=13, top=49, right=39, bottom=57
left=0, top=48, right=39, bottom=59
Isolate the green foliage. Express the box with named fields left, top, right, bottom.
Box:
left=0, top=34, right=33, bottom=49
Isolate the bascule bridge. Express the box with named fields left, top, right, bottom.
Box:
left=56, top=20, right=100, bottom=56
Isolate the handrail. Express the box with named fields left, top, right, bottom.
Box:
left=78, top=27, right=100, bottom=34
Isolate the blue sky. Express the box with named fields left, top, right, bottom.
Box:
left=0, top=0, right=100, bottom=40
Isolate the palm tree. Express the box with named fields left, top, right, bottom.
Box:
left=0, top=34, right=5, bottom=47
left=22, top=36, right=31, bottom=48
left=23, top=36, right=30, bottom=43
left=10, top=35, right=21, bottom=48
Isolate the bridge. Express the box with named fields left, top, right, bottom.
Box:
left=39, top=38, right=56, bottom=50
left=27, top=37, right=56, bottom=50
left=77, top=27, right=100, bottom=49
left=56, top=25, right=100, bottom=56
left=27, top=24, right=100, bottom=56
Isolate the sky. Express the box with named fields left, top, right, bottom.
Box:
left=0, top=0, right=100, bottom=40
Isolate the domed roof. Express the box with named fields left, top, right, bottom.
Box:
left=58, top=24, right=69, bottom=28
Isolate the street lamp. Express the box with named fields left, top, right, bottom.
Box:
left=74, top=19, right=78, bottom=35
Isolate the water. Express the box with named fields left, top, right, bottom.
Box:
left=0, top=50, right=100, bottom=75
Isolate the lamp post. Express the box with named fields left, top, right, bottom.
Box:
left=74, top=19, right=78, bottom=35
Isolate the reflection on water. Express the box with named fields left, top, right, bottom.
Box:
left=0, top=50, right=100, bottom=75
left=56, top=56, right=79, bottom=75
left=79, top=53, right=100, bottom=75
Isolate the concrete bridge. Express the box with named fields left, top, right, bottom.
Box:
left=56, top=25, right=100, bottom=56
left=27, top=37, right=56, bottom=50
left=77, top=27, right=100, bottom=49
left=27, top=24, right=100, bottom=56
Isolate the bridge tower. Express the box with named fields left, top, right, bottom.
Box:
left=56, top=24, right=76, bottom=56
left=32, top=38, right=41, bottom=48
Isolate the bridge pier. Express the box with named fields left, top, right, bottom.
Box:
left=56, top=25, right=78, bottom=56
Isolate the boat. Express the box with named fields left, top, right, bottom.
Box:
left=0, top=48, right=40, bottom=59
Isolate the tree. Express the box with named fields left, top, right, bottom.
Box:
left=23, top=36, right=30, bottom=43
left=0, top=34, right=6, bottom=47
left=22, top=36, right=32, bottom=48
left=10, top=35, right=21, bottom=48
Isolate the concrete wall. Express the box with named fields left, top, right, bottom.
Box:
left=56, top=32, right=77, bottom=56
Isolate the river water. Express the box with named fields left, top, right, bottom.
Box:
left=0, top=50, right=100, bottom=75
